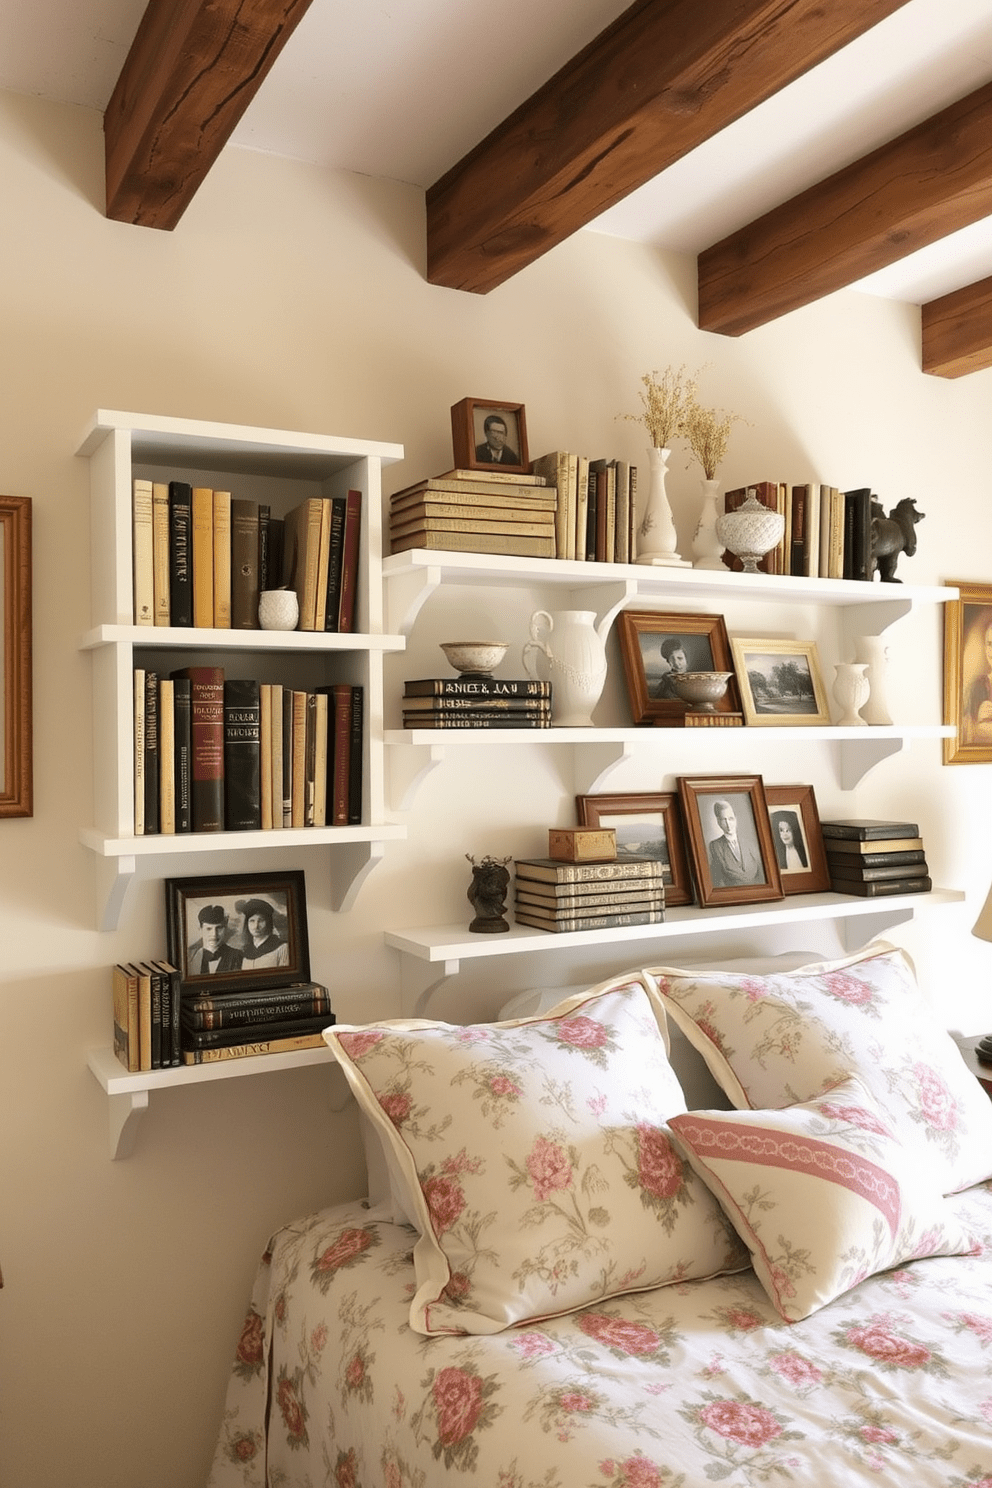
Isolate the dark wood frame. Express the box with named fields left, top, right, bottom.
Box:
left=575, top=791, right=694, bottom=907
left=729, top=636, right=830, bottom=726
left=0, top=496, right=32, bottom=818
left=764, top=784, right=831, bottom=895
left=166, top=869, right=310, bottom=995
left=943, top=581, right=992, bottom=765
left=450, top=397, right=530, bottom=474
left=677, top=774, right=784, bottom=908
left=617, top=610, right=739, bottom=726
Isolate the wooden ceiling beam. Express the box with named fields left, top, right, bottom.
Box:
left=698, top=81, right=992, bottom=337
left=426, top=0, right=911, bottom=295
left=105, top=0, right=316, bottom=229
left=922, top=275, right=992, bottom=378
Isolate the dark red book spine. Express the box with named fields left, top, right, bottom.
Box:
left=172, top=666, right=224, bottom=831
left=336, top=490, right=362, bottom=632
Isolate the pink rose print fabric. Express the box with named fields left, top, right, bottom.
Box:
left=324, top=973, right=747, bottom=1334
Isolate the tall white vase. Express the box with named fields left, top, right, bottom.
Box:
left=854, top=636, right=893, bottom=724
left=636, top=447, right=690, bottom=567
left=832, top=662, right=870, bottom=726
left=522, top=609, right=608, bottom=726
left=692, top=477, right=726, bottom=569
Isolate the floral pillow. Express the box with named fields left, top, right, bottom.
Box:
left=668, top=1074, right=978, bottom=1321
left=324, top=972, right=749, bottom=1336
left=644, top=942, right=992, bottom=1195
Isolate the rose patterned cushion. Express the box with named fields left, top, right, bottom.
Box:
left=669, top=1074, right=977, bottom=1321
left=644, top=942, right=992, bottom=1195
left=324, top=972, right=749, bottom=1335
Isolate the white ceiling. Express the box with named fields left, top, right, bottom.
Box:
left=2, top=0, right=992, bottom=304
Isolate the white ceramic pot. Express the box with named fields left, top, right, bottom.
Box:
left=691, top=476, right=727, bottom=569
left=832, top=661, right=870, bottom=726
left=522, top=609, right=608, bottom=726
left=258, top=588, right=300, bottom=631
left=854, top=635, right=893, bottom=724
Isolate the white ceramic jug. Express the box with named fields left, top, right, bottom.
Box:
left=522, top=609, right=608, bottom=726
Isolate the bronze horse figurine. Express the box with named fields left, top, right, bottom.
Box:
left=870, top=497, right=924, bottom=583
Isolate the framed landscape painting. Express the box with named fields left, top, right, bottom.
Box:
left=576, top=790, right=694, bottom=906
left=730, top=637, right=830, bottom=726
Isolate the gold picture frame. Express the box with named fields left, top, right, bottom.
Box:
left=764, top=784, right=831, bottom=895
left=943, top=580, right=992, bottom=764
left=575, top=791, right=694, bottom=907
left=677, top=773, right=784, bottom=908
left=0, top=495, right=33, bottom=818
left=730, top=637, right=830, bottom=726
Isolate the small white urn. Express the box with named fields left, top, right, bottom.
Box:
left=522, top=609, right=608, bottom=726
left=258, top=587, right=300, bottom=631
left=832, top=661, right=870, bottom=727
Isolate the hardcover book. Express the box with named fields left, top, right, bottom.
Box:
left=820, top=819, right=920, bottom=840
left=171, top=666, right=225, bottom=832
left=191, top=486, right=215, bottom=628
left=132, top=477, right=154, bottom=625
left=402, top=711, right=552, bottom=729
left=181, top=1013, right=331, bottom=1050
left=181, top=1031, right=330, bottom=1065
left=323, top=495, right=347, bottom=634
left=158, top=677, right=175, bottom=835
left=223, top=678, right=262, bottom=831
left=829, top=876, right=932, bottom=897
left=143, top=669, right=160, bottom=836
left=337, top=489, right=363, bottom=632
left=514, top=856, right=663, bottom=884
left=151, top=959, right=182, bottom=1067
left=112, top=963, right=140, bottom=1072
left=183, top=981, right=331, bottom=1030
left=514, top=908, right=665, bottom=933
left=822, top=844, right=925, bottom=864
left=400, top=693, right=551, bottom=712
left=212, top=488, right=232, bottom=627
left=281, top=496, right=325, bottom=630
left=133, top=668, right=146, bottom=835
left=403, top=677, right=550, bottom=698
left=389, top=529, right=555, bottom=558
left=827, top=858, right=929, bottom=882
left=230, top=497, right=260, bottom=629
left=515, top=887, right=665, bottom=911
left=152, top=481, right=171, bottom=625
left=172, top=676, right=192, bottom=833
left=168, top=480, right=193, bottom=627
left=348, top=685, right=363, bottom=825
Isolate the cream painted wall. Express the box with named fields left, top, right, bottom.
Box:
left=1, top=89, right=991, bottom=1488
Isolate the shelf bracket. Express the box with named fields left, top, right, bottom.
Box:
left=385, top=564, right=443, bottom=636
left=839, top=907, right=913, bottom=953
left=388, top=743, right=446, bottom=813
left=108, top=1089, right=148, bottom=1160
left=400, top=957, right=462, bottom=1017
left=840, top=596, right=914, bottom=648
left=835, top=735, right=906, bottom=789
left=95, top=854, right=137, bottom=933
left=579, top=740, right=636, bottom=794
left=332, top=841, right=387, bottom=913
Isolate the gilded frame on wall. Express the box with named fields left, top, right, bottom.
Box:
left=0, top=495, right=33, bottom=818
left=943, top=580, right=992, bottom=765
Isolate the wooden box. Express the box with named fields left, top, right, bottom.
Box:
left=548, top=827, right=617, bottom=862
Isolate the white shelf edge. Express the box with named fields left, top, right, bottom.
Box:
left=385, top=724, right=954, bottom=746
left=79, top=625, right=405, bottom=653
left=79, top=824, right=407, bottom=858
left=78, top=409, right=404, bottom=466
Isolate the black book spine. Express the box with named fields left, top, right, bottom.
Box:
left=143, top=671, right=160, bottom=835
left=172, top=677, right=192, bottom=833
left=183, top=991, right=332, bottom=1030
left=181, top=1013, right=332, bottom=1049
left=348, top=686, right=363, bottom=825
left=324, top=495, right=347, bottom=633
left=257, top=504, right=271, bottom=592
left=168, top=481, right=193, bottom=627
left=223, top=679, right=262, bottom=830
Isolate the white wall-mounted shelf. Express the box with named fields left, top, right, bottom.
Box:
left=385, top=888, right=965, bottom=1013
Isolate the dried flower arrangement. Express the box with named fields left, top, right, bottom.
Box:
left=621, top=365, right=697, bottom=449
left=683, top=396, right=750, bottom=480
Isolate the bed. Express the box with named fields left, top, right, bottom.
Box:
left=207, top=943, right=992, bottom=1487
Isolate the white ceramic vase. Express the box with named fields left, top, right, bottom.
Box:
left=854, top=635, right=893, bottom=724
left=832, top=661, right=870, bottom=726
left=636, top=447, right=689, bottom=567
left=258, top=588, right=300, bottom=630
left=691, top=477, right=727, bottom=569
left=522, top=609, right=608, bottom=726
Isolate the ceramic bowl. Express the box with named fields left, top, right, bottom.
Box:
left=440, top=641, right=510, bottom=677
left=669, top=670, right=733, bottom=711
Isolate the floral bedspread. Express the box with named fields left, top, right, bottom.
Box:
left=209, top=1183, right=992, bottom=1488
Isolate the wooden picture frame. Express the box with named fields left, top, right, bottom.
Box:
left=166, top=870, right=310, bottom=995
left=0, top=495, right=32, bottom=818
left=764, top=784, right=831, bottom=895
left=730, top=637, right=830, bottom=726
left=677, top=774, right=784, bottom=908
left=450, top=398, right=530, bottom=474
left=943, top=580, right=992, bottom=764
left=617, top=610, right=739, bottom=726
left=576, top=791, right=694, bottom=907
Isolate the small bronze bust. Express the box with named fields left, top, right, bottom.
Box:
left=466, top=854, right=511, bottom=933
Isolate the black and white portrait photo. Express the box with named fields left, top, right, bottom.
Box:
left=704, top=793, right=766, bottom=888
left=769, top=807, right=810, bottom=874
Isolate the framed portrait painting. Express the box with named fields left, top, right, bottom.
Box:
left=677, top=774, right=784, bottom=908
left=943, top=581, right=992, bottom=764
left=763, top=784, right=831, bottom=895
left=730, top=637, right=830, bottom=726
left=165, top=869, right=310, bottom=994
left=575, top=791, right=694, bottom=906
left=450, top=397, right=530, bottom=475
left=617, top=610, right=739, bottom=725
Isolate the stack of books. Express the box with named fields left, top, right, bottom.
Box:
left=530, top=451, right=638, bottom=564
left=389, top=469, right=557, bottom=558
left=180, top=981, right=335, bottom=1065
left=721, top=481, right=878, bottom=581
left=402, top=676, right=552, bottom=729
left=821, top=818, right=931, bottom=897
left=513, top=856, right=666, bottom=932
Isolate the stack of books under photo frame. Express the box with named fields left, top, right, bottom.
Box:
left=514, top=829, right=666, bottom=933
left=821, top=818, right=931, bottom=897
left=388, top=469, right=557, bottom=559
left=402, top=676, right=552, bottom=730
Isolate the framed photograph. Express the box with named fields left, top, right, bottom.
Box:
left=450, top=397, right=530, bottom=474
left=616, top=610, right=739, bottom=725
left=0, top=495, right=32, bottom=819
left=730, top=637, right=830, bottom=726
left=943, top=581, right=992, bottom=764
left=165, top=870, right=310, bottom=995
left=764, top=784, right=831, bottom=895
left=576, top=791, right=694, bottom=907
left=677, top=774, right=784, bottom=908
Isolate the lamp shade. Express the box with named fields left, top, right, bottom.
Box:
left=973, top=880, right=992, bottom=943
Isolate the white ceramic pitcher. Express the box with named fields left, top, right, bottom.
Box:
left=522, top=609, right=608, bottom=726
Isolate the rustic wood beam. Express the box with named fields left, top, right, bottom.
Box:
left=426, top=0, right=911, bottom=295
left=922, top=274, right=992, bottom=378
left=105, top=0, right=316, bottom=229
left=698, top=81, right=992, bottom=336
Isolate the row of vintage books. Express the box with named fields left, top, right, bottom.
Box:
left=112, top=962, right=335, bottom=1069
left=134, top=664, right=363, bottom=835
left=131, top=478, right=362, bottom=632
left=513, top=855, right=665, bottom=933
left=822, top=818, right=931, bottom=898
left=402, top=676, right=552, bottom=729
left=725, top=481, right=878, bottom=581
